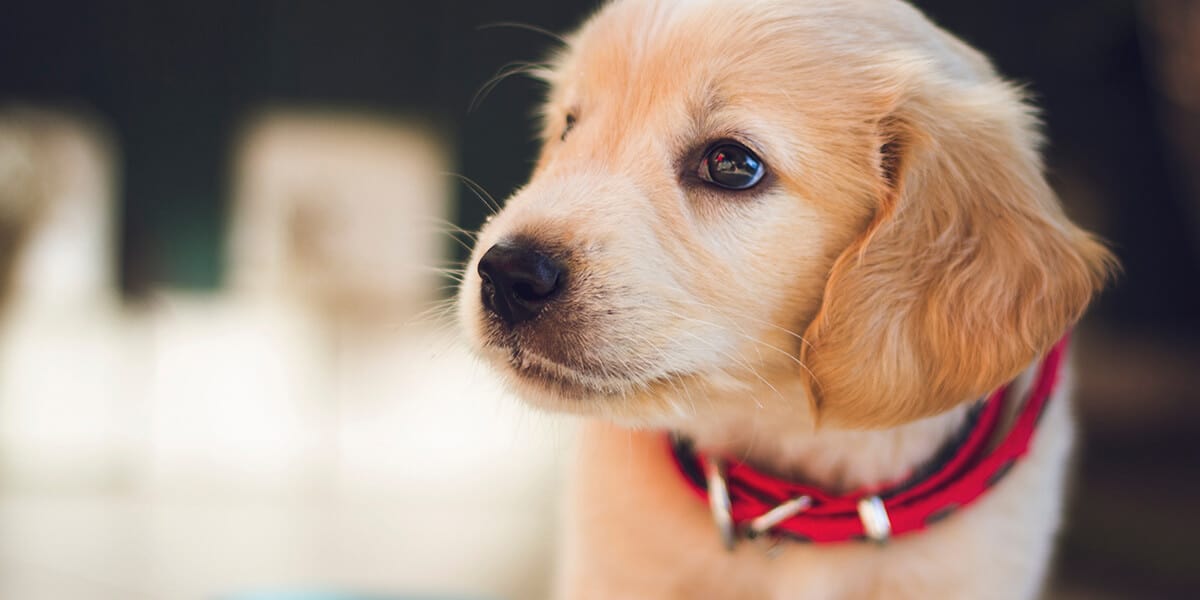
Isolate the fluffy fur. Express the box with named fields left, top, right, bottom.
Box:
left=459, top=0, right=1115, bottom=597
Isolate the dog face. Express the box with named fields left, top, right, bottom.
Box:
left=459, top=0, right=1114, bottom=429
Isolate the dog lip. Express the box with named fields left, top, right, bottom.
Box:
left=506, top=345, right=607, bottom=388
left=482, top=338, right=631, bottom=395
left=511, top=353, right=591, bottom=391
left=485, top=338, right=696, bottom=401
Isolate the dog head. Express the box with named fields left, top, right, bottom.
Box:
left=459, top=0, right=1114, bottom=430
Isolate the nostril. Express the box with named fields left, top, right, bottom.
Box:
left=511, top=260, right=561, bottom=302
left=512, top=272, right=560, bottom=303
left=476, top=242, right=566, bottom=325
left=511, top=282, right=536, bottom=302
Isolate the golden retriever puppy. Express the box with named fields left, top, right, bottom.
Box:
left=459, top=0, right=1115, bottom=598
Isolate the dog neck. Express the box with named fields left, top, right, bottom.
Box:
left=670, top=362, right=1039, bottom=496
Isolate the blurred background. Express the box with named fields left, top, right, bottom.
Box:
left=0, top=1, right=1196, bottom=599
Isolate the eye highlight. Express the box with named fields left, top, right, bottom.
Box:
left=699, top=142, right=766, bottom=190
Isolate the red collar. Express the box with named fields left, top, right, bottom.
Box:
left=669, top=336, right=1069, bottom=547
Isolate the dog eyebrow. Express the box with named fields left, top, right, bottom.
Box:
left=684, top=85, right=731, bottom=147
left=692, top=85, right=727, bottom=126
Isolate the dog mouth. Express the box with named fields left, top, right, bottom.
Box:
left=496, top=342, right=629, bottom=396
left=481, top=335, right=688, bottom=403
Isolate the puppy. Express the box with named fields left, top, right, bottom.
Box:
left=459, top=0, right=1115, bottom=598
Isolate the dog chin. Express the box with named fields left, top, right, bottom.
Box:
left=480, top=344, right=614, bottom=405
left=477, top=341, right=687, bottom=418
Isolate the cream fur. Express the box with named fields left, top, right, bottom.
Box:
left=458, top=0, right=1114, bottom=598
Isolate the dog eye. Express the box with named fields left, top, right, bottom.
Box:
left=700, top=143, right=765, bottom=190
left=561, top=114, right=577, bottom=141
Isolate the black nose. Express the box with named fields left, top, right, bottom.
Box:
left=477, top=242, right=565, bottom=325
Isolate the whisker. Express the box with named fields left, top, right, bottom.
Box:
left=444, top=171, right=503, bottom=215
left=672, top=309, right=821, bottom=393
left=675, top=295, right=816, bottom=353
left=477, top=21, right=568, bottom=47
left=669, top=323, right=780, bottom=409
left=469, top=60, right=553, bottom=112
left=402, top=297, right=462, bottom=328
left=416, top=215, right=480, bottom=241
left=647, top=301, right=816, bottom=397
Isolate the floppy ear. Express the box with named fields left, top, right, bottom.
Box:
left=800, top=77, right=1116, bottom=429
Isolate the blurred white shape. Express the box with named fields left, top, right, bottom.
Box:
left=332, top=325, right=562, bottom=499
left=0, top=107, right=136, bottom=490
left=143, top=110, right=465, bottom=496
left=322, top=325, right=568, bottom=598
left=133, top=321, right=565, bottom=599
left=0, top=307, right=140, bottom=489
left=229, top=111, right=452, bottom=319
left=140, top=292, right=328, bottom=495
left=0, top=106, right=117, bottom=310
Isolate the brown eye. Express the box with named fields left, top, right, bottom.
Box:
left=561, top=114, right=576, bottom=141
left=700, top=143, right=765, bottom=190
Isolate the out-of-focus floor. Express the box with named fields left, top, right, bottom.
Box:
left=0, top=490, right=553, bottom=600
left=0, top=300, right=573, bottom=600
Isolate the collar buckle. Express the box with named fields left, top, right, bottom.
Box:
left=706, top=457, right=814, bottom=550
left=857, top=495, right=892, bottom=543
left=747, top=495, right=813, bottom=538
left=704, top=458, right=736, bottom=550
